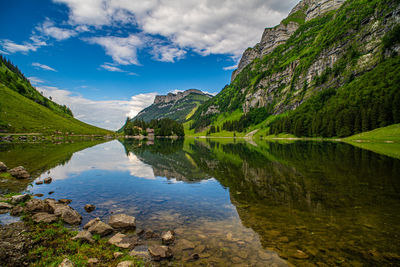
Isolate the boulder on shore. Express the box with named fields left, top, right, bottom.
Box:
left=11, top=194, right=30, bottom=204
left=0, top=161, right=7, bottom=172
left=32, top=212, right=58, bottom=223
left=108, top=214, right=136, bottom=229
left=26, top=199, right=51, bottom=213
left=0, top=202, right=13, bottom=210
left=54, top=205, right=82, bottom=225
left=72, top=231, right=94, bottom=244
left=9, top=166, right=30, bottom=179
left=86, top=219, right=113, bottom=237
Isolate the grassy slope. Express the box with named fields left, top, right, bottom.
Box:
left=0, top=84, right=112, bottom=135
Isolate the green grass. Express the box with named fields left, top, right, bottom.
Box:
left=0, top=84, right=112, bottom=135
left=346, top=142, right=400, bottom=160
left=345, top=124, right=400, bottom=142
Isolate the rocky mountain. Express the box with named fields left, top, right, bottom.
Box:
left=190, top=0, right=400, bottom=138
left=134, top=89, right=212, bottom=123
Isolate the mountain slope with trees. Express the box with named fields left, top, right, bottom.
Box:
left=188, top=0, right=400, bottom=138
left=0, top=56, right=112, bottom=135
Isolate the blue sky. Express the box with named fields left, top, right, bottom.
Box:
left=0, top=0, right=297, bottom=130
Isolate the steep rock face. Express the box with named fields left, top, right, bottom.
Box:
left=153, top=89, right=205, bottom=104
left=231, top=0, right=346, bottom=82
left=134, top=89, right=212, bottom=122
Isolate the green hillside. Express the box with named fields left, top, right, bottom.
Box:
left=189, top=0, right=400, bottom=138
left=0, top=56, right=112, bottom=135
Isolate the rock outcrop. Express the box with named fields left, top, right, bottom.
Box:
left=9, top=166, right=30, bottom=179
left=231, top=0, right=346, bottom=82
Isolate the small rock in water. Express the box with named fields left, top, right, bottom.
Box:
left=72, top=231, right=94, bottom=243
left=187, top=253, right=199, bottom=261
left=35, top=181, right=43, bottom=185
left=293, top=249, right=309, bottom=259
left=48, top=191, right=55, bottom=195
left=44, top=177, right=52, bottom=184
left=0, top=161, right=7, bottom=172
left=108, top=233, right=138, bottom=249
left=161, top=230, right=175, bottom=245
left=148, top=245, right=173, bottom=261
left=177, top=239, right=195, bottom=250
left=32, top=212, right=58, bottom=223
left=59, top=258, right=74, bottom=267
left=84, top=204, right=95, bottom=212
left=58, top=199, right=72, bottom=204
left=34, top=193, right=44, bottom=197
left=143, top=230, right=159, bottom=239
left=109, top=214, right=136, bottom=229
left=9, top=166, right=30, bottom=179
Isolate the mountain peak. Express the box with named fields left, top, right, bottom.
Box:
left=154, top=89, right=209, bottom=104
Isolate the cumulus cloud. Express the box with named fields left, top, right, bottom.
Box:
left=38, top=85, right=156, bottom=130
left=150, top=44, right=186, bottom=63
left=223, top=64, right=238, bottom=71
left=36, top=19, right=77, bottom=41
left=32, top=62, right=57, bottom=72
left=85, top=34, right=143, bottom=65
left=54, top=0, right=296, bottom=57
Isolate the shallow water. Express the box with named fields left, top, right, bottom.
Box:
left=1, top=138, right=400, bottom=266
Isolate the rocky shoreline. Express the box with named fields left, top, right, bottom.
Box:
left=0, top=162, right=204, bottom=266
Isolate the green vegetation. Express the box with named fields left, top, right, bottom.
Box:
left=0, top=84, right=112, bottom=134
left=0, top=55, right=73, bottom=117
left=345, top=123, right=400, bottom=142
left=122, top=117, right=184, bottom=137
left=188, top=0, right=399, bottom=139
left=0, top=56, right=112, bottom=135
left=26, top=220, right=143, bottom=266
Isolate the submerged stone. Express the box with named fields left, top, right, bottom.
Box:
left=148, top=245, right=173, bottom=261
left=84, top=204, right=95, bottom=212
left=161, top=230, right=175, bottom=245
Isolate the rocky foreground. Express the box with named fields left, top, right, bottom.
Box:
left=0, top=162, right=198, bottom=266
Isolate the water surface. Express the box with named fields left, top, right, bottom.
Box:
left=0, top=138, right=399, bottom=266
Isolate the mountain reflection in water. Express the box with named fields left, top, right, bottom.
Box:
left=1, top=138, right=399, bottom=266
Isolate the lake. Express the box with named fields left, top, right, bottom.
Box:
left=1, top=138, right=399, bottom=266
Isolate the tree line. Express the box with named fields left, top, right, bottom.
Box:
left=123, top=118, right=184, bottom=137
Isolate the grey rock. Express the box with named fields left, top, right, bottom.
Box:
left=108, top=233, right=138, bottom=249
left=32, top=212, right=58, bottom=223
left=54, top=205, right=82, bottom=225
left=84, top=204, right=95, bottom=212
left=72, top=231, right=94, bottom=244
left=25, top=199, right=50, bottom=213
left=9, top=166, right=30, bottom=179
left=88, top=221, right=114, bottom=237
left=11, top=194, right=30, bottom=204
left=83, top=217, right=100, bottom=229
left=10, top=206, right=24, bottom=216
left=108, top=214, right=136, bottom=229
left=0, top=202, right=13, bottom=209
left=148, top=245, right=173, bottom=261
left=0, top=161, right=7, bottom=172
left=161, top=230, right=175, bottom=245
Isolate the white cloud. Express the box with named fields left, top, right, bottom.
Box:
left=0, top=39, right=41, bottom=54
left=85, top=34, right=142, bottom=65
left=36, top=19, right=77, bottom=41
left=38, top=85, right=157, bottom=130
left=100, top=63, right=125, bottom=72
left=151, top=44, right=186, bottom=63
left=32, top=62, right=57, bottom=72
left=28, top=76, right=45, bottom=85
left=54, top=0, right=296, bottom=57
left=223, top=64, right=238, bottom=71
